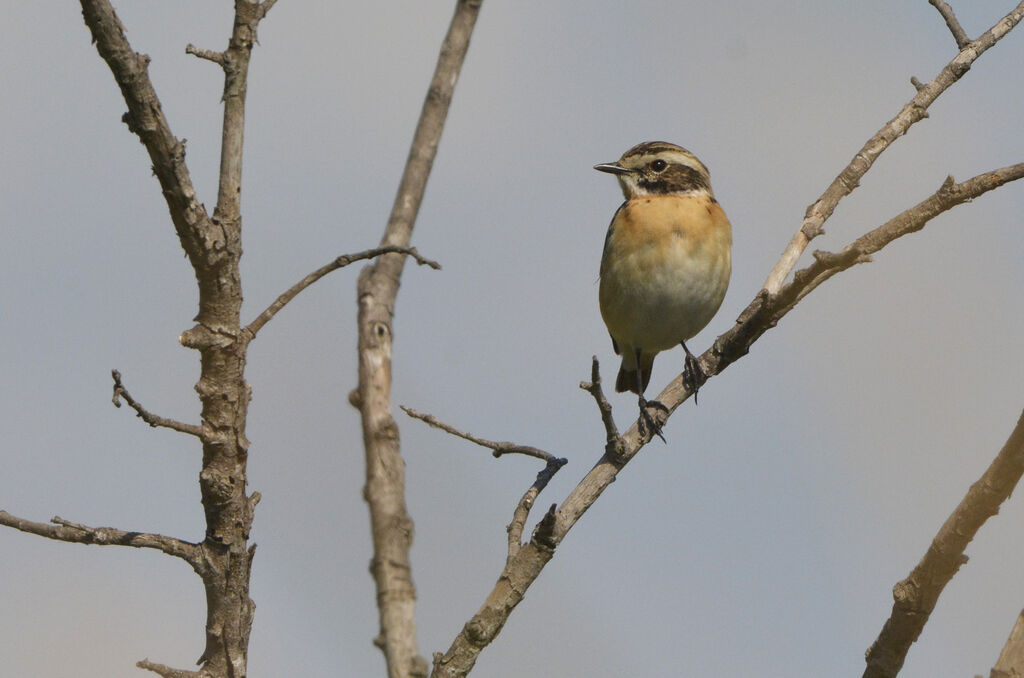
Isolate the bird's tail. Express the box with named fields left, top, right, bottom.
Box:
left=615, top=353, right=655, bottom=394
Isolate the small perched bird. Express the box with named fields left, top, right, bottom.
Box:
left=596, top=141, right=732, bottom=437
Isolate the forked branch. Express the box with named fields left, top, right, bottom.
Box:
left=762, top=0, right=1024, bottom=293
left=929, top=0, right=971, bottom=49
left=400, top=406, right=568, bottom=563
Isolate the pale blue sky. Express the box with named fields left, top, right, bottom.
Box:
left=2, top=2, right=1023, bottom=677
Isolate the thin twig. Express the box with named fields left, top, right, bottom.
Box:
left=401, top=406, right=559, bottom=463
left=761, top=0, right=1024, bottom=293
left=863, top=407, right=1024, bottom=678
left=0, top=510, right=200, bottom=567
left=579, top=356, right=625, bottom=460
left=399, top=407, right=568, bottom=564
left=929, top=0, right=971, bottom=49
left=244, top=245, right=439, bottom=339
left=111, top=370, right=203, bottom=438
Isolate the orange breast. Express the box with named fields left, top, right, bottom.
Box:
left=599, top=193, right=732, bottom=352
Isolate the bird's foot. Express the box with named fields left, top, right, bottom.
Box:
left=682, top=350, right=706, bottom=405
left=638, top=396, right=668, bottom=443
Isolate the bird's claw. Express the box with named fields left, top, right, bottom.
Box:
left=638, top=396, right=668, bottom=443
left=682, top=350, right=705, bottom=404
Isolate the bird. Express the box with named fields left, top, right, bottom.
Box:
left=595, top=141, right=732, bottom=438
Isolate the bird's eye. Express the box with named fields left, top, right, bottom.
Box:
left=650, top=159, right=668, bottom=172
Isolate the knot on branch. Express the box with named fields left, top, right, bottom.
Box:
left=892, top=578, right=918, bottom=606
left=179, top=324, right=238, bottom=350
left=530, top=504, right=558, bottom=550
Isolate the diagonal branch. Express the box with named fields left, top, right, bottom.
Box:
left=761, top=0, right=1024, bottom=293
left=431, top=158, right=1024, bottom=676
left=79, top=0, right=212, bottom=270
left=863, top=407, right=1024, bottom=678
left=0, top=510, right=200, bottom=568
left=929, top=0, right=971, bottom=49
left=506, top=459, right=566, bottom=564
left=111, top=370, right=203, bottom=438
left=991, top=609, right=1024, bottom=678
left=245, top=246, right=439, bottom=339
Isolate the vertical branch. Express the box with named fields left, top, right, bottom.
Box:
left=353, top=2, right=483, bottom=677
left=80, top=1, right=275, bottom=676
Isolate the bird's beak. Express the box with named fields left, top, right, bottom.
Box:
left=593, top=162, right=631, bottom=175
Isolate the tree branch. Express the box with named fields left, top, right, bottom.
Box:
left=929, top=0, right=971, bottom=49
left=761, top=0, right=1024, bottom=293
left=579, top=356, right=625, bottom=461
left=506, top=459, right=566, bottom=564
left=79, top=0, right=212, bottom=271
left=111, top=370, right=203, bottom=438
left=82, top=2, right=278, bottom=676
left=399, top=407, right=567, bottom=563
left=863, top=407, right=1024, bottom=678
left=355, top=2, right=483, bottom=676
left=244, top=246, right=439, bottom=339
left=991, top=609, right=1024, bottom=678
left=432, top=156, right=1024, bottom=676
left=137, top=659, right=201, bottom=678
left=400, top=406, right=560, bottom=463
left=0, top=510, right=200, bottom=567
left=185, top=43, right=225, bottom=66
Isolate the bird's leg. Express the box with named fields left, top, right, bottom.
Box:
left=680, top=340, right=705, bottom=404
left=634, top=348, right=667, bottom=443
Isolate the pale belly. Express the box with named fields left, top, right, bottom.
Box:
left=599, top=238, right=731, bottom=352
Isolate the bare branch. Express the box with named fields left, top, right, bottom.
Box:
left=929, top=0, right=971, bottom=49
left=863, top=407, right=1024, bottom=678
left=244, top=246, right=439, bottom=339
left=399, top=406, right=566, bottom=562
left=774, top=164, right=1024, bottom=314
left=355, top=2, right=484, bottom=675
left=579, top=356, right=625, bottom=461
left=185, top=43, right=225, bottom=66
left=256, top=0, right=278, bottom=21
left=507, top=459, right=566, bottom=564
left=0, top=510, right=200, bottom=567
left=79, top=0, right=212, bottom=270
left=401, top=406, right=559, bottom=463
left=432, top=158, right=1024, bottom=676
left=991, top=610, right=1024, bottom=678
left=761, top=0, right=1024, bottom=293
left=137, top=659, right=201, bottom=678
left=111, top=370, right=203, bottom=438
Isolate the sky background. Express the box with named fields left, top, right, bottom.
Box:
left=2, top=2, right=1024, bottom=677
